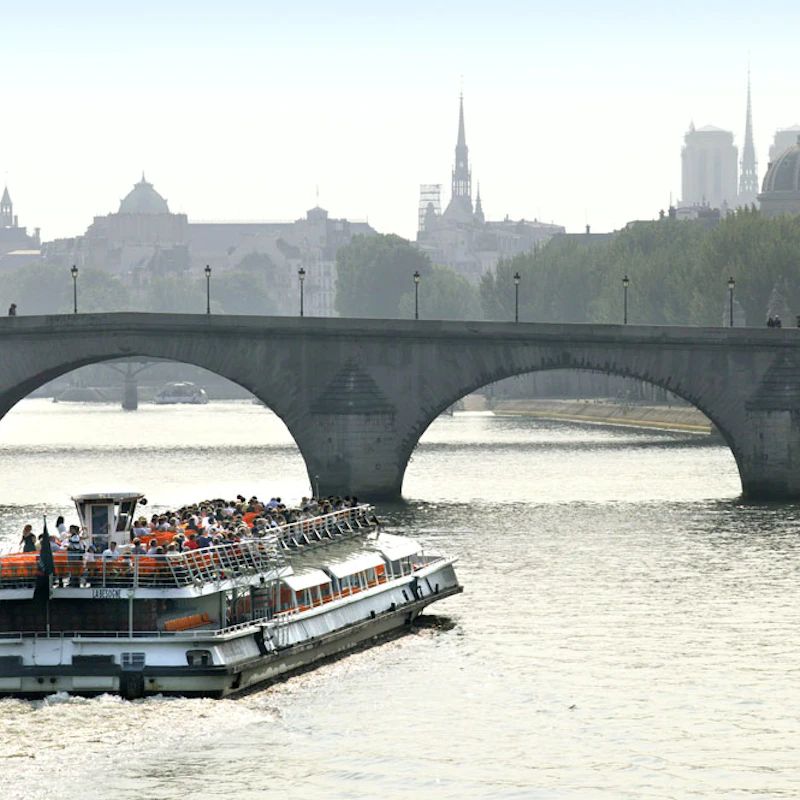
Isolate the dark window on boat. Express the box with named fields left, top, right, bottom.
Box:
left=121, top=652, right=146, bottom=669
left=91, top=505, right=110, bottom=539
left=186, top=649, right=213, bottom=666
left=117, top=501, right=136, bottom=532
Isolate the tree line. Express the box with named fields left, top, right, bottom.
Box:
left=482, top=208, right=800, bottom=327
left=4, top=209, right=800, bottom=324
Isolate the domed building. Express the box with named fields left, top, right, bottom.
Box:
left=758, top=137, right=800, bottom=218
left=118, top=174, right=171, bottom=215
left=45, top=174, right=189, bottom=278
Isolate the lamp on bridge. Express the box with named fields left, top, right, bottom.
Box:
left=204, top=265, right=212, bottom=315
left=513, top=272, right=521, bottom=323
left=70, top=265, right=79, bottom=314
left=413, top=270, right=420, bottom=320
left=728, top=276, right=735, bottom=328
left=622, top=275, right=630, bottom=325
left=298, top=267, right=306, bottom=317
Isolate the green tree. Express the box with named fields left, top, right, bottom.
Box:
left=0, top=262, right=129, bottom=314
left=481, top=210, right=800, bottom=328
left=145, top=275, right=207, bottom=313
left=397, top=265, right=482, bottom=320
left=336, top=234, right=432, bottom=318
left=214, top=269, right=281, bottom=315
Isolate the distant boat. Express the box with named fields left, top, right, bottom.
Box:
left=153, top=382, right=208, bottom=405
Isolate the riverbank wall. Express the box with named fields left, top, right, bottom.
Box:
left=489, top=398, right=712, bottom=434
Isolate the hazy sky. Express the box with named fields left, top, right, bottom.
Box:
left=2, top=1, right=800, bottom=242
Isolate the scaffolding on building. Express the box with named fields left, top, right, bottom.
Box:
left=418, top=184, right=442, bottom=233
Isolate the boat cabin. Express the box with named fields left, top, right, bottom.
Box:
left=72, top=492, right=144, bottom=552
left=377, top=534, right=422, bottom=578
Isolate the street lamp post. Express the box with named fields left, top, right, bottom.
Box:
left=298, top=267, right=306, bottom=317
left=205, top=265, right=212, bottom=315
left=70, top=265, right=79, bottom=314
left=513, top=272, right=521, bottom=323
left=413, top=270, right=420, bottom=320
left=728, top=276, right=735, bottom=327
left=622, top=275, right=630, bottom=325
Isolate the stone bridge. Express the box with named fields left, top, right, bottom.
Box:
left=1, top=313, right=799, bottom=500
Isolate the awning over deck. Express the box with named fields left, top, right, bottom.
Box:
left=327, top=552, right=385, bottom=579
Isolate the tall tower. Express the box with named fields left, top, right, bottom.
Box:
left=739, top=72, right=759, bottom=206
left=443, top=93, right=474, bottom=220
left=681, top=125, right=738, bottom=209
left=0, top=187, right=12, bottom=228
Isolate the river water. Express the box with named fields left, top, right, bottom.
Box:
left=0, top=400, right=798, bottom=799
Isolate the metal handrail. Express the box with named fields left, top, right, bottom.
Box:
left=0, top=505, right=376, bottom=591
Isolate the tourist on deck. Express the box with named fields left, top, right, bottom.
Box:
left=102, top=541, right=120, bottom=561
left=131, top=538, right=146, bottom=556
left=7, top=303, right=16, bottom=316
left=20, top=525, right=36, bottom=552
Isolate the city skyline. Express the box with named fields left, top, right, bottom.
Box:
left=2, top=1, right=800, bottom=242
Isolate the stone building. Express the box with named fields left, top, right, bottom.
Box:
left=758, top=136, right=800, bottom=218
left=45, top=175, right=190, bottom=281
left=417, top=95, right=564, bottom=285
left=44, top=175, right=375, bottom=315
left=769, top=126, right=800, bottom=162
left=189, top=205, right=375, bottom=317
left=0, top=186, right=41, bottom=271
left=680, top=124, right=739, bottom=211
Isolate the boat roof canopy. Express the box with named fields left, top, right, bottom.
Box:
left=284, top=569, right=332, bottom=592
left=72, top=493, right=145, bottom=503
left=327, top=552, right=385, bottom=579
left=377, top=533, right=421, bottom=562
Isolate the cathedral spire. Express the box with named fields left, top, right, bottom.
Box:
left=739, top=69, right=759, bottom=205
left=474, top=181, right=485, bottom=224
left=451, top=92, right=472, bottom=210
left=0, top=186, right=12, bottom=227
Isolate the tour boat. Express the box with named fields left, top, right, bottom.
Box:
left=153, top=382, right=208, bottom=405
left=0, top=494, right=462, bottom=698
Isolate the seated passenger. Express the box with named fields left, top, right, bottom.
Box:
left=131, top=538, right=146, bottom=556
left=102, top=541, right=120, bottom=561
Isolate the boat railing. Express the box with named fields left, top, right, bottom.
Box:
left=0, top=505, right=377, bottom=592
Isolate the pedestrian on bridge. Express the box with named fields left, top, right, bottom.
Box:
left=7, top=303, right=16, bottom=316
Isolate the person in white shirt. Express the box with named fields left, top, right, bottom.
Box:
left=102, top=541, right=120, bottom=561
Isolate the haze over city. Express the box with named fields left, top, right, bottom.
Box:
left=3, top=0, right=800, bottom=241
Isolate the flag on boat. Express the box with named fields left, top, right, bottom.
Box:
left=33, top=516, right=54, bottom=602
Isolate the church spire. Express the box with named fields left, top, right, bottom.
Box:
left=474, top=182, right=485, bottom=224
left=0, top=186, right=12, bottom=227
left=739, top=69, right=759, bottom=205
left=451, top=92, right=472, bottom=210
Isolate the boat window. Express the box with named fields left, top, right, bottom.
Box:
left=186, top=649, right=213, bottom=666
left=121, top=652, right=146, bottom=669
left=116, top=500, right=137, bottom=532
left=91, top=505, right=110, bottom=540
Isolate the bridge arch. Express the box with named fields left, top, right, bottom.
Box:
left=396, top=348, right=745, bottom=499
left=0, top=326, right=322, bottom=494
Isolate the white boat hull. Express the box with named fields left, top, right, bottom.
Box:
left=0, top=560, right=461, bottom=698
